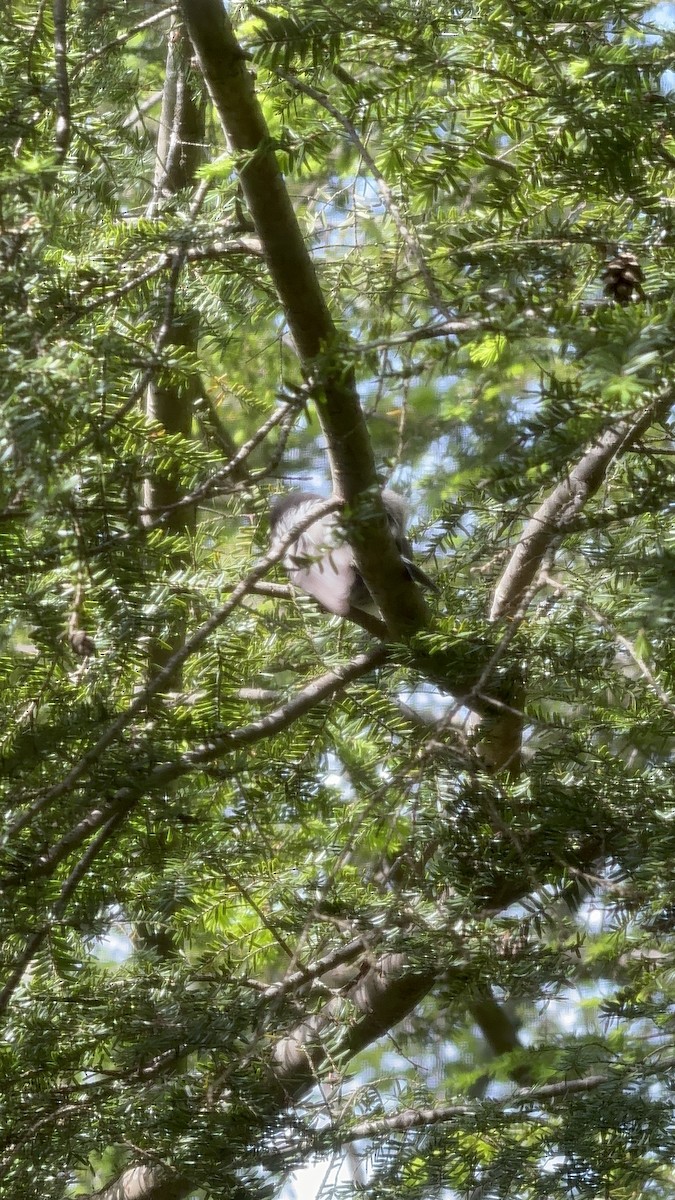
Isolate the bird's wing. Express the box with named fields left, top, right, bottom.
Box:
left=272, top=498, right=357, bottom=616
left=290, top=532, right=357, bottom=615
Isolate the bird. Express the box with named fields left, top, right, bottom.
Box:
left=269, top=489, right=437, bottom=617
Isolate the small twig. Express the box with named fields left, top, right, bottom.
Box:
left=58, top=364, right=157, bottom=464
left=73, top=237, right=262, bottom=318
left=357, top=318, right=492, bottom=351
left=74, top=7, right=178, bottom=73
left=222, top=869, right=296, bottom=960
left=543, top=571, right=675, bottom=717
left=139, top=401, right=297, bottom=515
left=122, top=89, right=164, bottom=130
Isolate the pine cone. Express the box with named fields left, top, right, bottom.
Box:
left=602, top=253, right=645, bottom=304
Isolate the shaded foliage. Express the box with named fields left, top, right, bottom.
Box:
left=1, top=0, right=675, bottom=1198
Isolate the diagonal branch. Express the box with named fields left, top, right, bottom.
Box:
left=85, top=825, right=612, bottom=1200
left=490, top=394, right=673, bottom=621
left=4, top=645, right=388, bottom=885
left=325, top=1070, right=620, bottom=1144
left=177, top=0, right=428, bottom=638
left=0, top=807, right=129, bottom=1016
left=6, top=500, right=343, bottom=838
left=272, top=64, right=449, bottom=318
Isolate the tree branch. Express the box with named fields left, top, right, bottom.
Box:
left=74, top=7, right=177, bottom=73
left=178, top=0, right=428, bottom=638
left=0, top=807, right=129, bottom=1016
left=273, top=64, right=449, bottom=318
left=6, top=499, right=344, bottom=838
left=325, top=1071, right=616, bottom=1144
left=490, top=395, right=673, bottom=620
left=85, top=824, right=613, bottom=1200
left=4, top=644, right=388, bottom=882
left=52, top=0, right=71, bottom=162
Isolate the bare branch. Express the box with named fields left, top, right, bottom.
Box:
left=74, top=237, right=262, bottom=318
left=140, top=400, right=297, bottom=514
left=260, top=934, right=380, bottom=999
left=75, top=8, right=178, bottom=73
left=357, top=318, right=491, bottom=351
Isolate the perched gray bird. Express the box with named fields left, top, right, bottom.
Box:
left=269, top=490, right=437, bottom=616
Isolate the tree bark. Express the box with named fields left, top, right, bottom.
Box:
left=490, top=397, right=672, bottom=620
left=177, top=0, right=429, bottom=638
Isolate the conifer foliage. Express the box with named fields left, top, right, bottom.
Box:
left=2, top=1, right=675, bottom=1197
